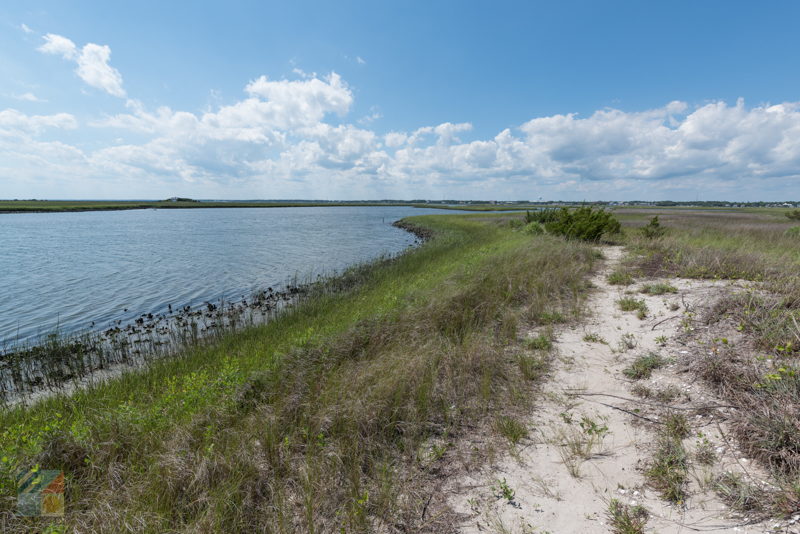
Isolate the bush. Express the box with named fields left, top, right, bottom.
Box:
left=640, top=216, right=666, bottom=239
left=786, top=209, right=800, bottom=221
left=541, top=207, right=621, bottom=242
left=523, top=221, right=545, bottom=235
left=525, top=209, right=561, bottom=224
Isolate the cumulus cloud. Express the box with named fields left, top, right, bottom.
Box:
left=0, top=109, right=77, bottom=136
left=5, top=63, right=800, bottom=199
left=38, top=33, right=125, bottom=97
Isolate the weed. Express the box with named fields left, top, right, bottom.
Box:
left=631, top=383, right=681, bottom=403
left=607, top=498, right=648, bottom=534
left=525, top=333, right=553, bottom=351
left=607, top=270, right=634, bottom=286
left=493, top=478, right=516, bottom=502
left=663, top=412, right=690, bottom=439
left=516, top=353, right=549, bottom=381
left=694, top=433, right=716, bottom=465
left=640, top=283, right=678, bottom=295
left=617, top=297, right=648, bottom=319
left=495, top=416, right=529, bottom=446
left=655, top=335, right=668, bottom=346
left=623, top=353, right=666, bottom=379
left=714, top=472, right=768, bottom=514
left=646, top=433, right=688, bottom=505
left=618, top=333, right=638, bottom=352
left=554, top=413, right=610, bottom=477
left=582, top=332, right=607, bottom=344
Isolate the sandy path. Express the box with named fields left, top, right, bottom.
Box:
left=448, top=246, right=783, bottom=534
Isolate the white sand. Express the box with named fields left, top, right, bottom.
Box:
left=448, top=246, right=792, bottom=533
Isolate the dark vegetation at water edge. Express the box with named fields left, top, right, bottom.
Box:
left=0, top=273, right=367, bottom=404
left=613, top=208, right=800, bottom=517
left=0, top=214, right=598, bottom=532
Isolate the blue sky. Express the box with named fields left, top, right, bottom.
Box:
left=2, top=1, right=800, bottom=200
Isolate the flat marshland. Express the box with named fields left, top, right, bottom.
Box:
left=0, top=214, right=598, bottom=532
left=3, top=207, right=800, bottom=532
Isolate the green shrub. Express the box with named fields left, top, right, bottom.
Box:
left=525, top=208, right=561, bottom=224
left=523, top=221, right=545, bottom=235
left=539, top=207, right=621, bottom=242
left=640, top=216, right=666, bottom=239
left=786, top=209, right=800, bottom=221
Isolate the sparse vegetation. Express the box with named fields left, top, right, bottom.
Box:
left=582, top=332, right=607, bottom=344
left=607, top=498, right=648, bottom=534
left=640, top=283, right=677, bottom=295
left=607, top=270, right=634, bottom=285
left=617, top=297, right=648, bottom=319
left=623, top=353, right=666, bottom=379
left=646, top=429, right=689, bottom=505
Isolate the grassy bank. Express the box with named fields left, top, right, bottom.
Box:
left=0, top=213, right=597, bottom=532
left=614, top=208, right=800, bottom=516
left=0, top=200, right=422, bottom=214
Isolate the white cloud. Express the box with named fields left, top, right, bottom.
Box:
left=21, top=23, right=34, bottom=34
left=12, top=92, right=46, bottom=103
left=0, top=109, right=77, bottom=136
left=38, top=33, right=77, bottom=59
left=6, top=65, right=800, bottom=199
left=38, top=33, right=125, bottom=97
left=356, top=56, right=366, bottom=65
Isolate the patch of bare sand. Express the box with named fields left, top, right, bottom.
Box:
left=447, top=246, right=790, bottom=534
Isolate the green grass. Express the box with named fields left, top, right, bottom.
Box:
left=640, top=283, right=678, bottom=295
left=623, top=353, right=666, bottom=379
left=0, top=213, right=596, bottom=532
left=617, top=297, right=649, bottom=319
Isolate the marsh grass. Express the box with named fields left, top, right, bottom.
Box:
left=0, top=214, right=596, bottom=532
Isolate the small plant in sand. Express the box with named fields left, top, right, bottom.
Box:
left=493, top=478, right=516, bottom=503
left=607, top=498, right=649, bottom=534
left=640, top=283, right=677, bottom=295
left=607, top=270, right=634, bottom=286
left=617, top=333, right=638, bottom=352
left=582, top=332, right=607, bottom=344
left=555, top=412, right=610, bottom=477
left=617, top=297, right=648, bottom=319
left=494, top=415, right=528, bottom=446
left=655, top=335, right=668, bottom=346
left=623, top=352, right=666, bottom=379
left=694, top=433, right=716, bottom=466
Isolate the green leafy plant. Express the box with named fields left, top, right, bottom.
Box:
left=640, top=216, right=667, bottom=239
left=530, top=207, right=621, bottom=242
left=623, top=353, right=666, bottom=379
left=607, top=498, right=648, bottom=534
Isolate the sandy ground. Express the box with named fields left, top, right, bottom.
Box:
left=447, top=246, right=797, bottom=534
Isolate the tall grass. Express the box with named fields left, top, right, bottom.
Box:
left=0, top=214, right=596, bottom=532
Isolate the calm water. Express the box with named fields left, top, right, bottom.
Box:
left=0, top=206, right=444, bottom=345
